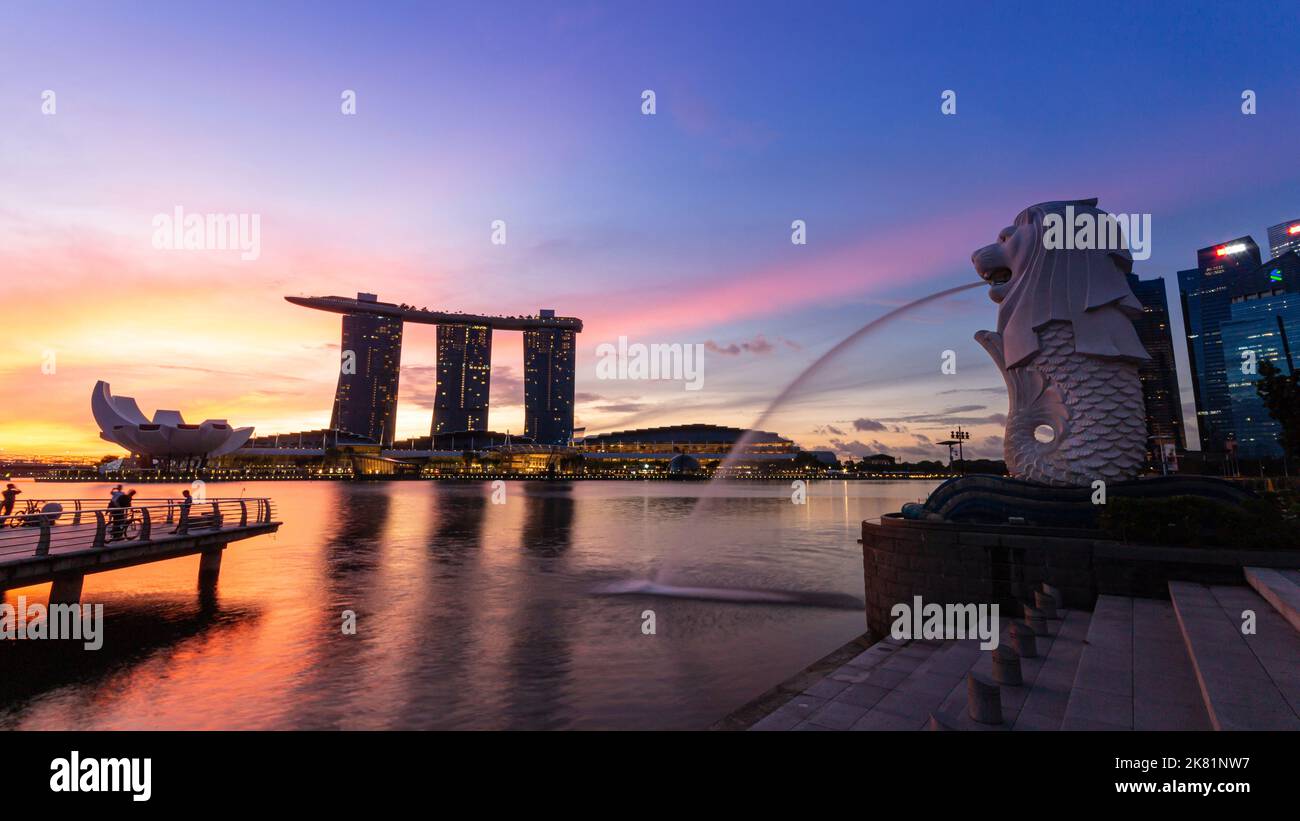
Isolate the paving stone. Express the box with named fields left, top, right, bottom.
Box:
left=792, top=720, right=836, bottom=731
left=803, top=677, right=850, bottom=699
left=835, top=682, right=891, bottom=709
left=850, top=709, right=925, bottom=731
left=806, top=700, right=870, bottom=730
left=749, top=706, right=804, bottom=731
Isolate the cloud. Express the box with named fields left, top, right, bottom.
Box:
left=853, top=417, right=887, bottom=432
left=828, top=438, right=890, bottom=458
left=489, top=365, right=526, bottom=408
left=703, top=334, right=779, bottom=356
left=594, top=401, right=648, bottom=413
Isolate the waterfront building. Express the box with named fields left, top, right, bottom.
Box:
left=287, top=294, right=582, bottom=449
left=433, top=323, right=492, bottom=434
left=330, top=294, right=403, bottom=447
left=523, top=318, right=577, bottom=446
left=1126, top=274, right=1186, bottom=462
left=572, top=424, right=802, bottom=474
left=1177, top=237, right=1262, bottom=452
left=91, top=381, right=253, bottom=467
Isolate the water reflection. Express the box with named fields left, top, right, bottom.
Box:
left=1, top=480, right=936, bottom=729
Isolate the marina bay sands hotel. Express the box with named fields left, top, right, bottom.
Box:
left=286, top=293, right=581, bottom=446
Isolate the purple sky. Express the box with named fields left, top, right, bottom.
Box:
left=1, top=1, right=1297, bottom=457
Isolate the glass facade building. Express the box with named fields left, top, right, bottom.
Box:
left=1126, top=274, right=1186, bottom=461
left=1267, top=219, right=1300, bottom=260
left=433, top=323, right=492, bottom=434
left=523, top=325, right=577, bottom=445
left=1177, top=236, right=1261, bottom=452
left=1219, top=251, right=1300, bottom=459
left=330, top=299, right=404, bottom=446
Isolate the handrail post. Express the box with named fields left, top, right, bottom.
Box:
left=140, top=507, right=151, bottom=541
left=36, top=520, right=51, bottom=556
left=92, top=511, right=106, bottom=548
left=239, top=500, right=248, bottom=527
left=212, top=501, right=223, bottom=529
left=165, top=500, right=175, bottom=525
left=73, top=500, right=82, bottom=526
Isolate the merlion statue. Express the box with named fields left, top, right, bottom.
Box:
left=971, top=198, right=1150, bottom=487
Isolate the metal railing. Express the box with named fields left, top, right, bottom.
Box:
left=0, top=498, right=278, bottom=563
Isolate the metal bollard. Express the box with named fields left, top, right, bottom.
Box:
left=36, top=521, right=51, bottom=556
left=967, top=672, right=1003, bottom=724
left=992, top=645, right=1023, bottom=686
left=1041, top=582, right=1063, bottom=610
left=1010, top=620, right=1038, bottom=658
left=1034, top=590, right=1059, bottom=619
left=1024, top=605, right=1049, bottom=636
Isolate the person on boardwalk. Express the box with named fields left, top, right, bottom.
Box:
left=109, top=488, right=136, bottom=541
left=1, top=484, right=21, bottom=526
left=172, top=489, right=194, bottom=534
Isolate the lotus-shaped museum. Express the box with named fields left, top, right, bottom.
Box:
left=92, top=381, right=254, bottom=457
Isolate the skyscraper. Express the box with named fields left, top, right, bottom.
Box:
left=1177, top=236, right=1261, bottom=452
left=1267, top=219, right=1300, bottom=259
left=1126, top=274, right=1186, bottom=462
left=1220, top=250, right=1300, bottom=460
left=433, top=323, right=492, bottom=434
left=330, top=294, right=403, bottom=446
left=523, top=314, right=576, bottom=445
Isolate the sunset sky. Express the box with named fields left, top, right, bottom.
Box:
left=2, top=1, right=1297, bottom=459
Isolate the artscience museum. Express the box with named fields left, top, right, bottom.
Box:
left=91, top=380, right=254, bottom=465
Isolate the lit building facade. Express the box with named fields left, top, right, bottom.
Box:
left=1267, top=219, right=1300, bottom=259
left=1126, top=274, right=1186, bottom=461
left=330, top=294, right=403, bottom=447
left=1219, top=251, right=1300, bottom=460
left=523, top=319, right=577, bottom=445
left=433, top=323, right=492, bottom=434
left=1177, top=237, right=1261, bottom=452
left=288, top=294, right=582, bottom=448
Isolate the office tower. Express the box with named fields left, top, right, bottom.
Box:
left=1126, top=274, right=1186, bottom=462
left=1177, top=236, right=1261, bottom=452
left=1267, top=219, right=1300, bottom=259
left=523, top=316, right=576, bottom=445
left=433, top=323, right=492, bottom=434
left=1220, top=251, right=1300, bottom=459
left=330, top=294, right=403, bottom=446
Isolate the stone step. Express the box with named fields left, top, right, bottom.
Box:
left=931, top=612, right=1076, bottom=731
left=1010, top=607, right=1090, bottom=730
left=1061, top=596, right=1135, bottom=730
left=1244, top=567, right=1300, bottom=634
left=1130, top=598, right=1212, bottom=730
left=1169, top=581, right=1300, bottom=731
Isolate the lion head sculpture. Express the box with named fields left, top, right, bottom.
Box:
left=970, top=199, right=1153, bottom=487
left=970, top=198, right=1149, bottom=369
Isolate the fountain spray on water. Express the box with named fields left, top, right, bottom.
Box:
left=594, top=281, right=985, bottom=608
